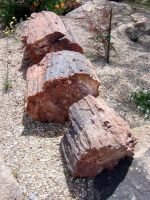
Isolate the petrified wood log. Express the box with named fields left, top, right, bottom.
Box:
left=61, top=95, right=136, bottom=177
left=22, top=11, right=83, bottom=63
left=26, top=51, right=100, bottom=123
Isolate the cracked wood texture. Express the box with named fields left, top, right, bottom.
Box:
left=61, top=95, right=136, bottom=177
left=22, top=11, right=83, bottom=63
left=26, top=51, right=100, bottom=123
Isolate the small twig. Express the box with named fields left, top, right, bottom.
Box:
left=106, top=6, right=112, bottom=63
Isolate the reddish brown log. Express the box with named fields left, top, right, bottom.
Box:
left=61, top=95, right=136, bottom=177
left=26, top=51, right=100, bottom=122
left=22, top=11, right=83, bottom=63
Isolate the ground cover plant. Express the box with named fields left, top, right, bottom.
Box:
left=129, top=89, right=150, bottom=119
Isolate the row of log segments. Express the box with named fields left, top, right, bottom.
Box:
left=22, top=11, right=136, bottom=178
left=22, top=11, right=100, bottom=122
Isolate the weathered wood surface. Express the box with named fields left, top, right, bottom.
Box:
left=61, top=95, right=136, bottom=177
left=22, top=11, right=83, bottom=63
left=26, top=51, right=100, bottom=123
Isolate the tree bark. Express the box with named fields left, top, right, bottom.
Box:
left=22, top=11, right=83, bottom=63
left=26, top=51, right=100, bottom=123
left=61, top=95, right=136, bottom=177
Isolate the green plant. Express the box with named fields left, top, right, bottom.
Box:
left=2, top=31, right=12, bottom=93
left=3, top=76, right=12, bottom=92
left=32, top=0, right=66, bottom=15
left=0, top=0, right=31, bottom=25
left=3, top=67, right=12, bottom=92
left=0, top=0, right=81, bottom=26
left=129, top=89, right=150, bottom=118
left=84, top=51, right=100, bottom=61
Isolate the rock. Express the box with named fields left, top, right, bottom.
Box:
left=125, top=13, right=150, bottom=41
left=93, top=124, right=150, bottom=200
left=0, top=157, right=24, bottom=200
left=22, top=11, right=83, bottom=63
left=132, top=124, right=150, bottom=153
left=29, top=193, right=39, bottom=200
left=132, top=13, right=150, bottom=31
left=61, top=95, right=136, bottom=177
left=126, top=22, right=146, bottom=41
left=26, top=51, right=100, bottom=123
left=131, top=13, right=149, bottom=24
left=66, top=0, right=133, bottom=27
left=66, top=2, right=96, bottom=19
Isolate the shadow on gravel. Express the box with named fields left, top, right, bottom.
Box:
left=21, top=112, right=69, bottom=138
left=59, top=146, right=94, bottom=200
left=93, top=157, right=133, bottom=200
left=19, top=57, right=33, bottom=80
left=60, top=151, right=133, bottom=200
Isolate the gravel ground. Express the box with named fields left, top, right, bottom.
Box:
left=0, top=34, right=94, bottom=200
left=0, top=2, right=150, bottom=200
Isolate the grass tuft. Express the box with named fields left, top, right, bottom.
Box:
left=129, top=89, right=150, bottom=119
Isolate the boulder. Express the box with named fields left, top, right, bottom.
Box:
left=26, top=51, right=100, bottom=123
left=22, top=11, right=83, bottom=63
left=66, top=0, right=133, bottom=27
left=93, top=125, right=150, bottom=200
left=131, top=13, right=150, bottom=26
left=126, top=22, right=146, bottom=41
left=61, top=95, right=136, bottom=177
left=126, top=13, right=150, bottom=41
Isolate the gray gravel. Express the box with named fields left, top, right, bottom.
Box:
left=0, top=37, right=92, bottom=200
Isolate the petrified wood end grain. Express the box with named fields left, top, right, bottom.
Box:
left=22, top=11, right=83, bottom=63
left=26, top=51, right=100, bottom=122
left=61, top=95, right=136, bottom=177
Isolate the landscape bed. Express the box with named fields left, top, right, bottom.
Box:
left=0, top=0, right=150, bottom=199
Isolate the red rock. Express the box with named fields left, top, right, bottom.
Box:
left=61, top=95, right=136, bottom=177
left=26, top=51, right=100, bottom=123
left=22, top=11, right=83, bottom=63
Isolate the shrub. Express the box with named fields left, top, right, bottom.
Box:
left=0, top=0, right=31, bottom=25
left=83, top=4, right=113, bottom=63
left=129, top=89, right=150, bottom=118
left=0, top=0, right=80, bottom=25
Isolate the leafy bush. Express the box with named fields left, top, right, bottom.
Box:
left=129, top=89, right=150, bottom=118
left=0, top=0, right=80, bottom=25
left=0, top=0, right=31, bottom=25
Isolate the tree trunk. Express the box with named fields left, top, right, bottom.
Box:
left=61, top=95, right=136, bottom=177
left=26, top=51, right=100, bottom=123
left=22, top=11, right=83, bottom=64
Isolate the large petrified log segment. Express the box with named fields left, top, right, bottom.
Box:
left=22, top=11, right=83, bottom=63
left=26, top=51, right=100, bottom=123
left=61, top=95, right=136, bottom=177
